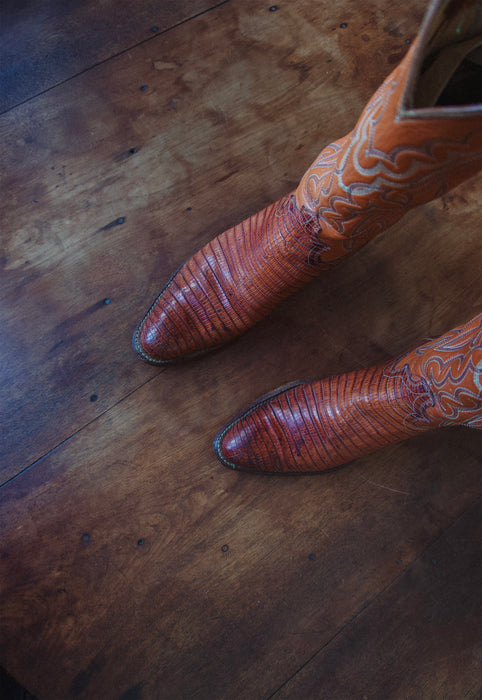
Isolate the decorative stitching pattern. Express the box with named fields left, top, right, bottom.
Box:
left=383, top=363, right=435, bottom=428
left=297, top=59, right=482, bottom=255
left=409, top=314, right=482, bottom=427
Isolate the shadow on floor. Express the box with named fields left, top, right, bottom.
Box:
left=0, top=667, right=37, bottom=700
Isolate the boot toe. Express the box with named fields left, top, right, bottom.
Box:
left=133, top=313, right=175, bottom=364
left=133, top=296, right=211, bottom=364
left=214, top=418, right=273, bottom=473
left=214, top=382, right=309, bottom=473
left=133, top=266, right=225, bottom=364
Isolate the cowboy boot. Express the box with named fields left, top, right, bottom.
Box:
left=134, top=0, right=482, bottom=364
left=214, top=313, right=482, bottom=474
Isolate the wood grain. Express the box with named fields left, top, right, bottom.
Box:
left=1, top=0, right=481, bottom=697
left=274, top=498, right=482, bottom=699
left=0, top=0, right=224, bottom=113
left=0, top=362, right=480, bottom=699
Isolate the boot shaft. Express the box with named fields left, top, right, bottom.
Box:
left=399, top=312, right=482, bottom=428
left=295, top=0, right=482, bottom=260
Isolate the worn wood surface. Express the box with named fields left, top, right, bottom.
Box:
left=275, top=498, right=482, bottom=699
left=0, top=0, right=224, bottom=113
left=1, top=0, right=481, bottom=698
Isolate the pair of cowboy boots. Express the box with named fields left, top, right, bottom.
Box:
left=134, top=0, right=482, bottom=474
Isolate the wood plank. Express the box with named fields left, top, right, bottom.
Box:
left=0, top=361, right=480, bottom=699
left=0, top=0, right=445, bottom=483
left=0, top=0, right=223, bottom=113
left=273, top=498, right=482, bottom=699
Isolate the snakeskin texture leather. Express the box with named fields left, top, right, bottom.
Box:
left=133, top=195, right=326, bottom=363
left=214, top=314, right=482, bottom=474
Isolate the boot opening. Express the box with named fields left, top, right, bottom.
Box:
left=436, top=51, right=482, bottom=105
left=413, top=0, right=482, bottom=108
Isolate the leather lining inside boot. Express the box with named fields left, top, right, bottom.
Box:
left=413, top=0, right=482, bottom=108
left=436, top=51, right=482, bottom=105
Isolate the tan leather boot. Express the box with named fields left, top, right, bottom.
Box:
left=134, top=0, right=482, bottom=364
left=214, top=313, right=482, bottom=474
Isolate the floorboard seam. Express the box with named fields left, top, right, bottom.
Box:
left=0, top=371, right=165, bottom=490
left=266, top=494, right=482, bottom=698
left=0, top=0, right=231, bottom=116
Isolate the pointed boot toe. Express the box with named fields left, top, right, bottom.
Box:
left=133, top=266, right=219, bottom=364
left=133, top=309, right=180, bottom=365
left=134, top=196, right=327, bottom=363
left=214, top=381, right=329, bottom=474
left=134, top=316, right=164, bottom=362
left=133, top=269, right=193, bottom=364
left=214, top=422, right=255, bottom=472
left=133, top=267, right=245, bottom=365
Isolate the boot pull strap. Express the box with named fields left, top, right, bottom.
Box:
left=415, top=34, right=482, bottom=107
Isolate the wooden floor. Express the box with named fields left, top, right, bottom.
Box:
left=1, top=0, right=481, bottom=698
